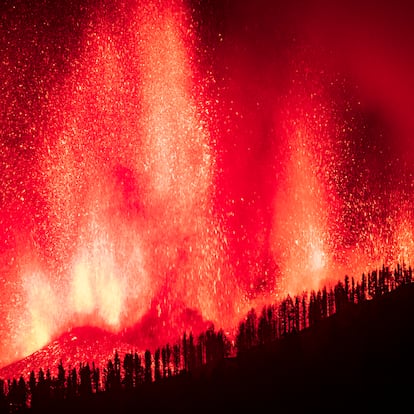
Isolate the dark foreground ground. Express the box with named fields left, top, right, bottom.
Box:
left=33, top=284, right=414, bottom=413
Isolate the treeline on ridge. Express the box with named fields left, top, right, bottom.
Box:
left=0, top=263, right=412, bottom=413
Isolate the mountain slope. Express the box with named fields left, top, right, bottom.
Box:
left=25, top=283, right=414, bottom=413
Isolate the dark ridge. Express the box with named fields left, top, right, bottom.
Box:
left=19, top=282, right=414, bottom=413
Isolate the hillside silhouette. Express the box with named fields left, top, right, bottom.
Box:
left=1, top=266, right=414, bottom=413
left=84, top=283, right=414, bottom=413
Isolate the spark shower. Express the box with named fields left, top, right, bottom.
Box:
left=1, top=0, right=414, bottom=367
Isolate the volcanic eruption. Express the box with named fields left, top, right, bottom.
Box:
left=1, top=0, right=414, bottom=377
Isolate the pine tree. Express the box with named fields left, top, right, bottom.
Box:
left=188, top=333, right=196, bottom=372
left=123, top=353, right=134, bottom=390
left=56, top=359, right=66, bottom=400
left=8, top=378, right=18, bottom=411
left=92, top=362, right=100, bottom=393
left=114, top=351, right=121, bottom=390
left=182, top=332, right=188, bottom=372
left=245, top=309, right=257, bottom=347
left=133, top=352, right=143, bottom=386
left=236, top=321, right=247, bottom=354
left=79, top=362, right=92, bottom=397
left=144, top=350, right=152, bottom=383
left=294, top=296, right=301, bottom=332
left=161, top=347, right=167, bottom=379
left=173, top=344, right=180, bottom=375
left=165, top=344, right=172, bottom=377
left=302, top=294, right=307, bottom=330
left=17, top=375, right=27, bottom=411
left=29, top=370, right=37, bottom=408
left=105, top=359, right=115, bottom=392
left=154, top=348, right=162, bottom=381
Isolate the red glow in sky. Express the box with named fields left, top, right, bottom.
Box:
left=1, top=0, right=414, bottom=369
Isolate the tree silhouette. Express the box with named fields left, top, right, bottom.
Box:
left=17, top=375, right=27, bottom=411
left=66, top=367, right=78, bottom=399
left=344, top=275, right=350, bottom=300
left=45, top=368, right=52, bottom=401
left=236, top=321, right=247, bottom=354
left=123, top=353, right=134, bottom=390
left=55, top=359, right=65, bottom=400
left=114, top=351, right=121, bottom=391
left=79, top=363, right=92, bottom=397
left=28, top=370, right=37, bottom=409
left=361, top=273, right=367, bottom=300
left=245, top=309, right=257, bottom=347
left=267, top=305, right=277, bottom=341
left=35, top=368, right=51, bottom=409
left=197, top=334, right=204, bottom=367
left=205, top=325, right=217, bottom=363
left=173, top=344, right=180, bottom=375
left=334, top=281, right=347, bottom=312
left=294, top=296, right=301, bottom=332
left=144, top=350, right=152, bottom=383
left=133, top=352, right=143, bottom=387
left=182, top=333, right=188, bottom=372
left=321, top=287, right=328, bottom=318
left=258, top=306, right=269, bottom=345
left=350, top=277, right=356, bottom=303
left=92, top=362, right=100, bottom=393
left=5, top=376, right=27, bottom=412
left=216, top=329, right=229, bottom=359
left=302, top=294, right=307, bottom=330
left=308, top=291, right=318, bottom=326
left=154, top=348, right=162, bottom=382
left=104, top=359, right=115, bottom=392
left=286, top=296, right=296, bottom=333
left=328, top=288, right=335, bottom=316
left=368, top=270, right=378, bottom=298
left=161, top=347, right=167, bottom=379
left=7, top=378, right=18, bottom=412
left=188, top=333, right=196, bottom=372
left=280, top=299, right=288, bottom=335
left=165, top=344, right=172, bottom=378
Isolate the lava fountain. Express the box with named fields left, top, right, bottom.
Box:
left=271, top=84, right=333, bottom=295
left=1, top=0, right=238, bottom=366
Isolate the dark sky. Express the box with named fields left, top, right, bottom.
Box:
left=2, top=0, right=414, bottom=154
left=192, top=0, right=414, bottom=156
